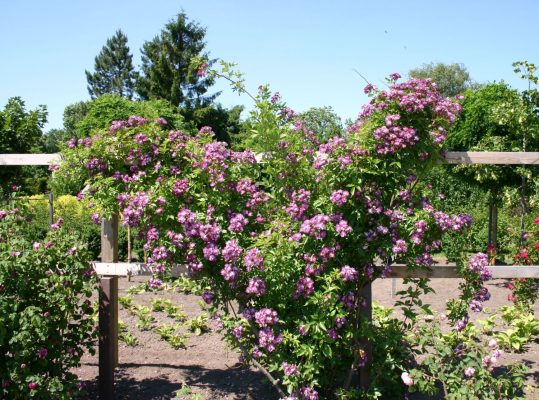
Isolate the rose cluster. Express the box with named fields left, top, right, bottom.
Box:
left=55, top=74, right=473, bottom=398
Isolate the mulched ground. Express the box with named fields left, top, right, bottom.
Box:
left=73, top=276, right=539, bottom=400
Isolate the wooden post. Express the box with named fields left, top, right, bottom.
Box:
left=488, top=202, right=498, bottom=264
left=345, top=282, right=373, bottom=392
left=358, top=283, right=373, bottom=390
left=102, top=215, right=119, bottom=264
left=99, top=215, right=119, bottom=399
left=492, top=203, right=498, bottom=251
left=127, top=225, right=132, bottom=263
left=47, top=192, right=54, bottom=226
left=98, top=277, right=117, bottom=400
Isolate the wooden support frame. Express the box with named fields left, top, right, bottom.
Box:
left=47, top=192, right=54, bottom=226
left=93, top=262, right=539, bottom=279
left=0, top=153, right=61, bottom=165
left=389, top=264, right=539, bottom=279
left=2, top=151, right=539, bottom=167
left=443, top=151, right=539, bottom=164
left=98, top=276, right=117, bottom=400
left=358, top=283, right=373, bottom=390
left=99, top=216, right=119, bottom=399
left=3, top=151, right=539, bottom=397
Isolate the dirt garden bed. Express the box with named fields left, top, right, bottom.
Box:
left=73, top=276, right=539, bottom=400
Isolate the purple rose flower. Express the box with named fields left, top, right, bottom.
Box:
left=330, top=190, right=349, bottom=206
left=246, top=277, right=267, bottom=296
left=339, top=265, right=358, bottom=282
left=281, top=362, right=299, bottom=376
left=221, top=239, right=242, bottom=262
left=37, top=347, right=48, bottom=359
left=228, top=213, right=248, bottom=233
left=202, top=290, right=214, bottom=304
left=254, top=308, right=279, bottom=326
left=243, top=248, right=264, bottom=271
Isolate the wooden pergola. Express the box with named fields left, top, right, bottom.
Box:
left=2, top=151, right=539, bottom=399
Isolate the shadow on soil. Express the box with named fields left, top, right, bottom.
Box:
left=77, top=359, right=538, bottom=399
left=79, top=362, right=278, bottom=400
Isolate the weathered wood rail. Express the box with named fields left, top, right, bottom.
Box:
left=5, top=151, right=539, bottom=166
left=94, top=261, right=539, bottom=279
left=0, top=153, right=61, bottom=165
left=2, top=151, right=539, bottom=398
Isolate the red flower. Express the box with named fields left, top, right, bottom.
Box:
left=534, top=217, right=539, bottom=225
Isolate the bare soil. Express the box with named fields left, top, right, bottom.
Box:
left=73, top=276, right=539, bottom=400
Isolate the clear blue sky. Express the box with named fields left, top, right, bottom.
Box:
left=1, top=0, right=538, bottom=131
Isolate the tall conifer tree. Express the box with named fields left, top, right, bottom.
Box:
left=85, top=30, right=136, bottom=99
left=136, top=13, right=217, bottom=108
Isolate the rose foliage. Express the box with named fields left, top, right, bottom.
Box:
left=509, top=217, right=539, bottom=309
left=0, top=206, right=97, bottom=399
left=53, top=74, right=527, bottom=399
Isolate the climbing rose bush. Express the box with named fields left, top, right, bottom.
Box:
left=54, top=74, right=524, bottom=399
left=0, top=206, right=97, bottom=399
left=508, top=217, right=539, bottom=308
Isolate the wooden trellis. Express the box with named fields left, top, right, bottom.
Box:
left=2, top=152, right=539, bottom=398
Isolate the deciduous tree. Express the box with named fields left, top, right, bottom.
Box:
left=0, top=97, right=47, bottom=153
left=0, top=97, right=47, bottom=192
left=409, top=62, right=474, bottom=97
left=299, top=106, right=343, bottom=142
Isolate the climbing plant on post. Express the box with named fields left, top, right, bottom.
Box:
left=53, top=69, right=529, bottom=399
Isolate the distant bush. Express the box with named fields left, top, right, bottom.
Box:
left=21, top=194, right=141, bottom=261
left=21, top=195, right=101, bottom=260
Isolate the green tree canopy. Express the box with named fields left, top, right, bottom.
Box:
left=136, top=13, right=217, bottom=108
left=0, top=97, right=47, bottom=192
left=42, top=128, right=68, bottom=153
left=447, top=82, right=531, bottom=150
left=62, top=94, right=185, bottom=139
left=409, top=62, right=474, bottom=97
left=0, top=97, right=47, bottom=153
left=63, top=101, right=90, bottom=136
left=85, top=30, right=137, bottom=99
left=186, top=103, right=243, bottom=144
left=299, top=106, right=343, bottom=142
left=447, top=82, right=539, bottom=190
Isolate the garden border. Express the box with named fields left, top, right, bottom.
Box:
left=1, top=151, right=538, bottom=399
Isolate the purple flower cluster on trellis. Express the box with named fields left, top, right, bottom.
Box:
left=54, top=73, right=484, bottom=399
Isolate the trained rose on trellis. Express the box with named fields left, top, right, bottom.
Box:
left=54, top=73, right=526, bottom=399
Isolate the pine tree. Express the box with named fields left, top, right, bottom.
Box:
left=85, top=30, right=136, bottom=99
left=136, top=13, right=217, bottom=108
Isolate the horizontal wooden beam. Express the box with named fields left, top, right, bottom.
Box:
left=389, top=264, right=458, bottom=278
left=2, top=152, right=539, bottom=167
left=92, top=262, right=186, bottom=277
left=94, top=262, right=539, bottom=279
left=444, top=151, right=539, bottom=165
left=390, top=264, right=539, bottom=279
left=0, top=153, right=61, bottom=165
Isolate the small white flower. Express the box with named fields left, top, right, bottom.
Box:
left=401, top=371, right=413, bottom=386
